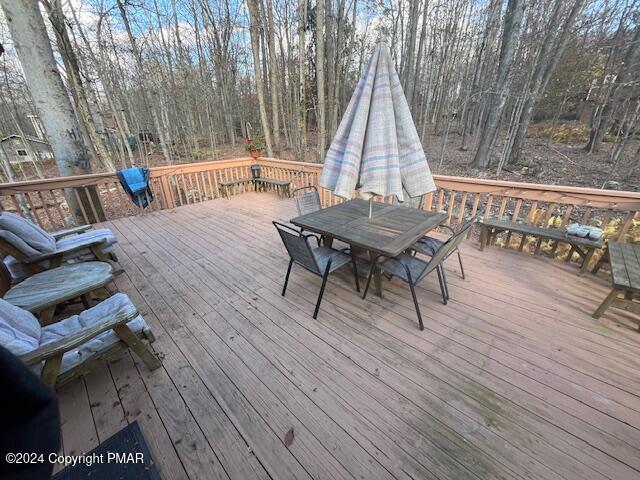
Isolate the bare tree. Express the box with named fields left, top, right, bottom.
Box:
left=247, top=0, right=274, bottom=156
left=41, top=0, right=115, bottom=171
left=316, top=0, right=326, bottom=162
left=586, top=23, right=640, bottom=153
left=297, top=0, right=307, bottom=160
left=472, top=0, right=526, bottom=169
left=506, top=0, right=586, bottom=166
left=266, top=0, right=281, bottom=153
left=0, top=0, right=95, bottom=222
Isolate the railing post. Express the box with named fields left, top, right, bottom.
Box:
left=159, top=175, right=176, bottom=209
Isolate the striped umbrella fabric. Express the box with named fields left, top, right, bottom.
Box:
left=319, top=43, right=436, bottom=202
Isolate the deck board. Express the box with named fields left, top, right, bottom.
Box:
left=57, top=192, right=640, bottom=480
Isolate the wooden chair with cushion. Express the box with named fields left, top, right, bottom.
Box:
left=0, top=293, right=161, bottom=389
left=273, top=221, right=360, bottom=319
left=0, top=212, right=118, bottom=282
left=362, top=218, right=477, bottom=330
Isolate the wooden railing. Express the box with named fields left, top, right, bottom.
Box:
left=258, top=158, right=640, bottom=241
left=1, top=156, right=639, bottom=265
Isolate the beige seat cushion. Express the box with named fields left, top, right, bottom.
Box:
left=40, top=293, right=148, bottom=374
left=0, top=298, right=41, bottom=356
left=0, top=212, right=56, bottom=253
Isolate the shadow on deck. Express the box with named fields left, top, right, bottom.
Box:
left=57, top=192, right=640, bottom=480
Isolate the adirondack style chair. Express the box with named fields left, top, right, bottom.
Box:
left=0, top=293, right=161, bottom=388
left=0, top=212, right=118, bottom=282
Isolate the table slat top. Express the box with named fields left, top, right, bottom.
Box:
left=291, top=199, right=447, bottom=257
left=5, top=261, right=113, bottom=312
left=608, top=241, right=640, bottom=291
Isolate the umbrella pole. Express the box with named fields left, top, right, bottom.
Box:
left=369, top=198, right=373, bottom=219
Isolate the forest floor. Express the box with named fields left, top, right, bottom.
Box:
left=14, top=122, right=640, bottom=191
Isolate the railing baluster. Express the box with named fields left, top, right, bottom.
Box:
left=23, top=192, right=43, bottom=227
left=82, top=186, right=100, bottom=222
left=483, top=195, right=493, bottom=220
left=37, top=191, right=54, bottom=229
left=446, top=191, right=455, bottom=225
left=497, top=197, right=508, bottom=219
left=208, top=170, right=217, bottom=198
left=618, top=211, right=637, bottom=241
left=73, top=189, right=90, bottom=225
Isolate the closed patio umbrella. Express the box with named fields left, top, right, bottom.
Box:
left=319, top=42, right=436, bottom=217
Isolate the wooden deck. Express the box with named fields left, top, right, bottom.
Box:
left=57, top=192, right=640, bottom=480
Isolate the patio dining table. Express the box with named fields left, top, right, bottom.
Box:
left=291, top=198, right=447, bottom=296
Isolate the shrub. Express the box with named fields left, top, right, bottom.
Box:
left=528, top=122, right=590, bottom=144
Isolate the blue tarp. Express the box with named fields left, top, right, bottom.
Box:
left=117, top=167, right=154, bottom=208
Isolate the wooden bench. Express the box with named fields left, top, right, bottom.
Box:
left=254, top=178, right=291, bottom=197
left=592, top=241, right=640, bottom=328
left=219, top=177, right=254, bottom=200
left=219, top=177, right=291, bottom=199
left=479, top=218, right=604, bottom=274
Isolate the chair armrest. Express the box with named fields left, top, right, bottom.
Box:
left=440, top=225, right=455, bottom=236
left=22, top=238, right=108, bottom=264
left=300, top=231, right=322, bottom=247
left=20, top=308, right=139, bottom=366
left=51, top=225, right=92, bottom=240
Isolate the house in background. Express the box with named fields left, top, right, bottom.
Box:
left=0, top=134, right=54, bottom=165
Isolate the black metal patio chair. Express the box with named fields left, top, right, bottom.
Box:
left=362, top=217, right=477, bottom=330
left=392, top=191, right=466, bottom=280
left=411, top=215, right=479, bottom=280
left=293, top=185, right=322, bottom=216
left=273, top=221, right=360, bottom=319
left=292, top=185, right=324, bottom=245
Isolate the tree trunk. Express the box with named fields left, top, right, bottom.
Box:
left=329, top=0, right=346, bottom=138
left=1, top=0, right=96, bottom=223
left=116, top=0, right=173, bottom=164
left=471, top=0, right=525, bottom=170
left=507, top=0, right=585, bottom=165
left=266, top=0, right=280, bottom=153
left=316, top=0, right=326, bottom=162
left=586, top=24, right=640, bottom=153
left=247, top=0, right=274, bottom=157
left=43, top=0, right=115, bottom=171
left=297, top=0, right=307, bottom=160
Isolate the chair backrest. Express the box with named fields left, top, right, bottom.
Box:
left=392, top=187, right=425, bottom=210
left=0, top=235, right=31, bottom=261
left=0, top=297, right=42, bottom=356
left=0, top=261, right=13, bottom=297
left=425, top=216, right=478, bottom=276
left=293, top=186, right=322, bottom=216
left=0, top=212, right=57, bottom=259
left=272, top=221, right=320, bottom=273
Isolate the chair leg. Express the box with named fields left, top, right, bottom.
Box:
left=440, top=266, right=450, bottom=300
left=408, top=282, right=424, bottom=330
left=314, top=265, right=332, bottom=319
left=282, top=259, right=294, bottom=297
left=351, top=251, right=360, bottom=292
left=457, top=250, right=465, bottom=280
left=436, top=267, right=448, bottom=305
left=114, top=324, right=162, bottom=370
